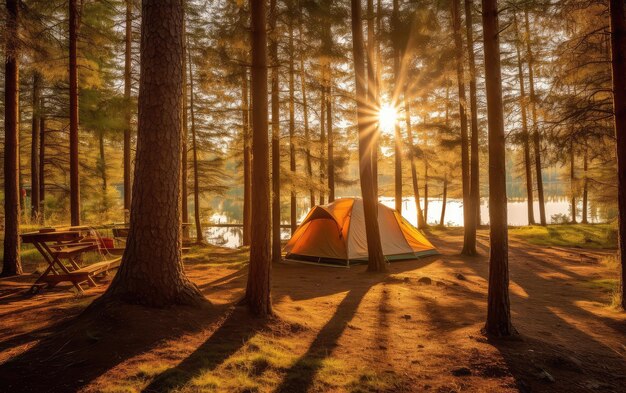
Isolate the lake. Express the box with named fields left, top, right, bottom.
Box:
left=203, top=196, right=609, bottom=248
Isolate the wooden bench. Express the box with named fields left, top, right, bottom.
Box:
left=40, top=257, right=122, bottom=291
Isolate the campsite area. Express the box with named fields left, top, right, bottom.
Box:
left=0, top=228, right=624, bottom=393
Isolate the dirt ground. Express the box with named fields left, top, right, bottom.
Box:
left=0, top=229, right=624, bottom=393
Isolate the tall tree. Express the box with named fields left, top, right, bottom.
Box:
left=392, top=0, right=402, bottom=214
left=69, top=0, right=81, bottom=226
left=367, top=0, right=379, bottom=199
left=188, top=39, right=203, bottom=243
left=123, top=0, right=133, bottom=214
left=513, top=12, right=535, bottom=225
left=452, top=0, right=476, bottom=255
left=482, top=0, right=513, bottom=336
left=95, top=0, right=204, bottom=307
left=182, top=17, right=189, bottom=236
left=289, top=10, right=297, bottom=233
left=465, top=0, right=481, bottom=227
left=245, top=0, right=273, bottom=317
left=242, top=67, right=252, bottom=246
left=570, top=139, right=577, bottom=223
left=269, top=0, right=281, bottom=263
left=2, top=0, right=22, bottom=277
left=524, top=8, right=546, bottom=226
left=299, top=8, right=315, bottom=209
left=31, top=73, right=42, bottom=220
left=39, top=104, right=46, bottom=219
left=351, top=0, right=386, bottom=273
left=404, top=88, right=426, bottom=229
left=609, top=0, right=626, bottom=309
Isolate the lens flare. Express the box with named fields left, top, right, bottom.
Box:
left=379, top=104, right=397, bottom=133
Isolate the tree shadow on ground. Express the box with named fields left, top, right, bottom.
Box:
left=0, top=300, right=223, bottom=393
left=141, top=304, right=268, bottom=392
left=273, top=281, right=376, bottom=393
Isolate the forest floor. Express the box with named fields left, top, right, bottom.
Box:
left=0, top=227, right=624, bottom=393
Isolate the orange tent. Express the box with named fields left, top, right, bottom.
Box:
left=284, top=198, right=438, bottom=266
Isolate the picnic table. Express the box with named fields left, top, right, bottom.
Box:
left=21, top=227, right=121, bottom=294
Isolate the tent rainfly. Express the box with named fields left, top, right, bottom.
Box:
left=284, top=198, right=438, bottom=266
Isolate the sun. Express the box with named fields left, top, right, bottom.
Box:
left=379, top=104, right=398, bottom=133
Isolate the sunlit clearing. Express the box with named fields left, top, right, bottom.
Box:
left=379, top=104, right=397, bottom=133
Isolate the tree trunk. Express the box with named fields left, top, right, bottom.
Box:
left=123, top=0, right=132, bottom=215
left=582, top=144, right=588, bottom=224
left=465, top=0, right=481, bottom=227
left=482, top=0, right=513, bottom=336
left=393, top=0, right=402, bottom=214
left=373, top=0, right=382, bottom=198
left=188, top=40, right=203, bottom=243
left=289, top=18, right=297, bottom=233
left=319, top=85, right=326, bottom=205
left=298, top=6, right=314, bottom=209
left=514, top=13, right=535, bottom=225
left=351, top=0, right=386, bottom=273
left=269, top=0, right=281, bottom=263
left=609, top=0, right=626, bottom=310
left=242, top=67, right=252, bottom=246
left=327, top=84, right=335, bottom=203
left=424, top=156, right=429, bottom=223
left=440, top=174, right=448, bottom=226
left=31, top=72, right=41, bottom=220
left=2, top=0, right=22, bottom=277
left=39, top=105, right=46, bottom=220
left=404, top=89, right=426, bottom=229
left=367, top=0, right=379, bottom=201
left=570, top=139, right=577, bottom=224
left=98, top=132, right=107, bottom=191
left=96, top=0, right=204, bottom=307
left=452, top=0, right=475, bottom=255
left=69, top=0, right=80, bottom=226
left=182, top=17, right=189, bottom=238
left=524, top=8, right=546, bottom=226
left=245, top=0, right=273, bottom=317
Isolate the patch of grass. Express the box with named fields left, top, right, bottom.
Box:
left=99, top=383, right=140, bottom=393
left=135, top=362, right=171, bottom=378
left=510, top=224, right=617, bottom=249
left=583, top=278, right=619, bottom=292
left=348, top=370, right=408, bottom=393
left=190, top=372, right=221, bottom=389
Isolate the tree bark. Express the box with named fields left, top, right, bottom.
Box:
left=582, top=144, right=588, bottom=224
left=289, top=17, right=297, bottom=233
left=609, top=0, right=626, bottom=310
left=452, top=0, right=475, bottom=255
left=39, top=105, right=46, bottom=220
left=242, top=67, right=252, bottom=246
left=69, top=0, right=80, bottom=226
left=373, top=0, right=382, bottom=199
left=440, top=174, right=448, bottom=226
left=514, top=13, right=535, bottom=225
left=367, top=0, right=379, bottom=200
left=327, top=84, right=335, bottom=203
left=393, top=0, right=402, bottom=214
left=188, top=40, right=203, bottom=243
left=298, top=4, right=314, bottom=209
left=465, top=0, right=481, bottom=227
left=524, top=8, right=546, bottom=226
left=98, top=132, right=107, bottom=191
left=96, top=0, right=204, bottom=307
left=570, top=139, right=577, bottom=224
left=319, top=85, right=326, bottom=205
left=31, top=72, right=41, bottom=220
left=482, top=0, right=513, bottom=336
left=351, top=0, right=386, bottom=273
left=404, top=89, right=426, bottom=229
left=182, top=16, right=189, bottom=238
left=123, top=0, right=132, bottom=215
left=269, top=0, right=281, bottom=263
left=2, top=0, right=22, bottom=277
left=245, top=0, right=273, bottom=317
left=266, top=0, right=281, bottom=262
